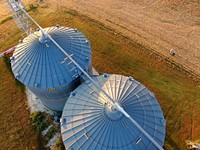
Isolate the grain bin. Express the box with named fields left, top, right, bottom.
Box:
left=61, top=74, right=166, bottom=149
left=11, top=26, right=92, bottom=111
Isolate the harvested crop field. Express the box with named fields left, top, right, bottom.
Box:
left=0, top=1, right=200, bottom=150
left=60, top=0, right=200, bottom=76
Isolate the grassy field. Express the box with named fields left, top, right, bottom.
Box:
left=0, top=8, right=43, bottom=149
left=0, top=58, right=43, bottom=149
left=0, top=4, right=200, bottom=150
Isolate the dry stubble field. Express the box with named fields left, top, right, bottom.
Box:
left=61, top=0, right=200, bottom=76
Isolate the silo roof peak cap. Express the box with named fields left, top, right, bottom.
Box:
left=39, top=31, right=49, bottom=43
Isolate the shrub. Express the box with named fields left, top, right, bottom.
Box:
left=30, top=112, right=50, bottom=132
left=28, top=4, right=38, bottom=11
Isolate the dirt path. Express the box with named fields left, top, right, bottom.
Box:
left=57, top=0, right=200, bottom=75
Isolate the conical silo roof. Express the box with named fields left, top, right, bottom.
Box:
left=61, top=74, right=166, bottom=150
left=11, top=26, right=91, bottom=89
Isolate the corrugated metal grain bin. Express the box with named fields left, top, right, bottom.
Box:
left=61, top=74, right=166, bottom=149
left=11, top=26, right=92, bottom=111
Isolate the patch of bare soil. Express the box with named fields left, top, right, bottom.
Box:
left=56, top=0, right=200, bottom=75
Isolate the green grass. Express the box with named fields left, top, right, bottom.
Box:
left=30, top=112, right=51, bottom=132
left=0, top=16, right=12, bottom=25
left=0, top=5, right=199, bottom=150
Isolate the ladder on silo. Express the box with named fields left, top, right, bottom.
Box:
left=61, top=54, right=79, bottom=79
